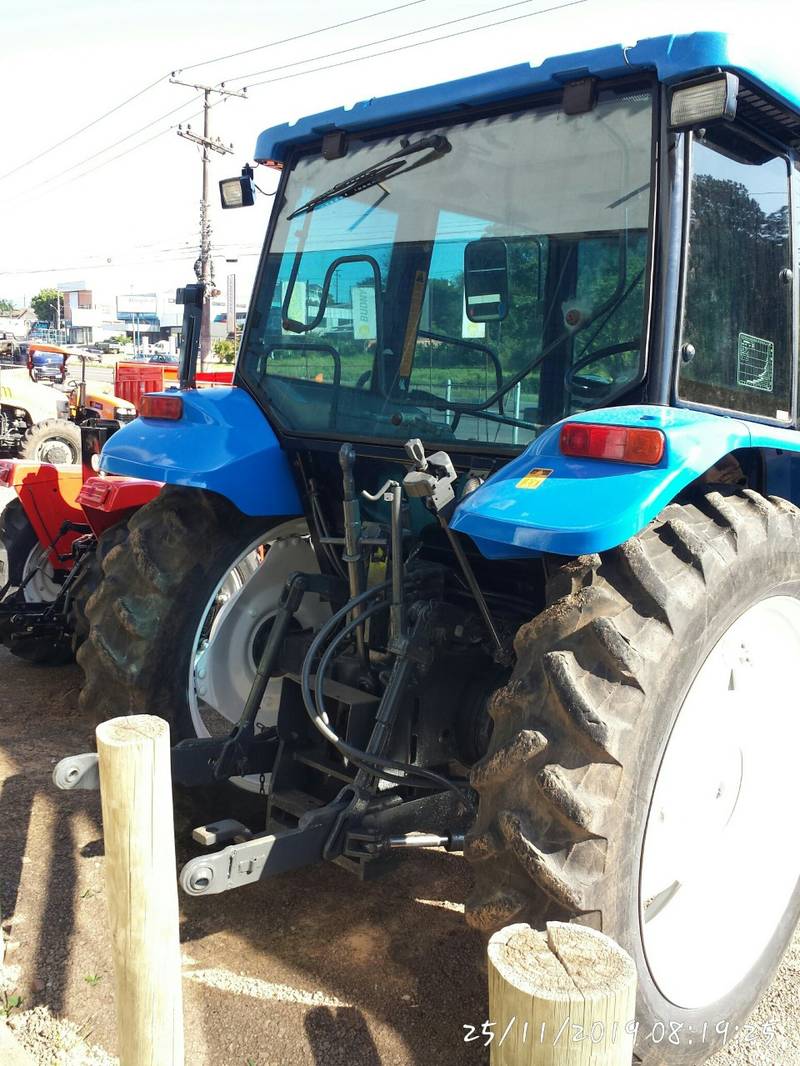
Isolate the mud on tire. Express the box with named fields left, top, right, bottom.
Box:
left=465, top=488, right=800, bottom=1065
left=76, top=486, right=275, bottom=738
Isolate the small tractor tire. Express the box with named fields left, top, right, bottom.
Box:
left=0, top=498, right=72, bottom=664
left=19, top=419, right=81, bottom=465
left=466, top=488, right=800, bottom=1065
left=0, top=498, right=38, bottom=589
left=76, top=486, right=281, bottom=739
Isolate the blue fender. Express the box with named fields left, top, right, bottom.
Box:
left=451, top=405, right=800, bottom=558
left=99, top=387, right=302, bottom=517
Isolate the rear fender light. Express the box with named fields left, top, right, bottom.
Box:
left=79, top=479, right=112, bottom=506
left=139, top=394, right=183, bottom=420
left=559, top=422, right=665, bottom=465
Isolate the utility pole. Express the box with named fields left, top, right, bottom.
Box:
left=170, top=76, right=246, bottom=368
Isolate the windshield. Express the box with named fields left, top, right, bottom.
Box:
left=240, top=86, right=653, bottom=449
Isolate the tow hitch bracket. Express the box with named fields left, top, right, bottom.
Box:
left=52, top=752, right=99, bottom=791
left=180, top=814, right=339, bottom=896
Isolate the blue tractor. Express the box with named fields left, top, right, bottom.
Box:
left=74, top=32, right=800, bottom=1062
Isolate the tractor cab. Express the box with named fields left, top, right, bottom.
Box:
left=239, top=83, right=651, bottom=450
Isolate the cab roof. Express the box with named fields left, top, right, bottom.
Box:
left=255, top=31, right=800, bottom=163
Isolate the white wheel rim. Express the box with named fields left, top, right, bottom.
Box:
left=187, top=519, right=327, bottom=791
left=35, top=437, right=77, bottom=465
left=22, top=543, right=62, bottom=602
left=640, top=594, right=800, bottom=1008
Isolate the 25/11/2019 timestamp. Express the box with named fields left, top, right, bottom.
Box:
left=462, top=1017, right=776, bottom=1049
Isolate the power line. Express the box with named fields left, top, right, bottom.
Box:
left=0, top=74, right=168, bottom=184
left=1, top=0, right=589, bottom=265
left=176, top=0, right=432, bottom=74
left=0, top=2, right=434, bottom=186
left=1, top=94, right=203, bottom=203
left=231, top=0, right=550, bottom=85
left=14, top=126, right=179, bottom=204
left=245, top=0, right=588, bottom=90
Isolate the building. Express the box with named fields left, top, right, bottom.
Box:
left=0, top=307, right=36, bottom=338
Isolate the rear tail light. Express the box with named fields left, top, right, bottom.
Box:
left=79, top=478, right=111, bottom=506
left=0, top=461, right=14, bottom=486
left=560, top=422, right=665, bottom=465
left=139, top=394, right=183, bottom=420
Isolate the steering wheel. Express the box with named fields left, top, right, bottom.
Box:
left=564, top=338, right=640, bottom=398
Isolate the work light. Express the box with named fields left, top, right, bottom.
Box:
left=219, top=164, right=256, bottom=209
left=670, top=73, right=739, bottom=129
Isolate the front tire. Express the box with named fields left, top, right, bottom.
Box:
left=466, top=488, right=800, bottom=1065
left=20, top=419, right=81, bottom=465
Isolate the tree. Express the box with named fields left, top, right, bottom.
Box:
left=213, top=338, right=236, bottom=364
left=0, top=298, right=14, bottom=315
left=31, top=288, right=61, bottom=325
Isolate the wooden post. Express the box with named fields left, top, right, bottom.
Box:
left=487, top=922, right=637, bottom=1066
left=96, top=716, right=184, bottom=1066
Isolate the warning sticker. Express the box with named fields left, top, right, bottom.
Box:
left=737, top=333, right=774, bottom=392
left=516, top=467, right=552, bottom=490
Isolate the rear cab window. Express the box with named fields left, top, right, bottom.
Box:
left=679, top=129, right=793, bottom=421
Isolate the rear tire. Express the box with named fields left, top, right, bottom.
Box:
left=76, top=486, right=293, bottom=739
left=67, top=524, right=129, bottom=656
left=19, top=419, right=81, bottom=465
left=465, top=488, right=800, bottom=1065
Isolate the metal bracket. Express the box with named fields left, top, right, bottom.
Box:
left=52, top=753, right=99, bottom=791
left=180, top=819, right=333, bottom=896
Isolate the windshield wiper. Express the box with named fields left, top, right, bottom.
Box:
left=287, top=134, right=451, bottom=220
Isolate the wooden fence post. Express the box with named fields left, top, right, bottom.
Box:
left=96, top=715, right=184, bottom=1066
left=487, top=921, right=637, bottom=1065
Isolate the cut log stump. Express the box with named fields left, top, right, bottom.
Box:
left=487, top=922, right=637, bottom=1065
left=96, top=715, right=184, bottom=1066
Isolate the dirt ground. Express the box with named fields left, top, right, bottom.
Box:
left=0, top=646, right=798, bottom=1066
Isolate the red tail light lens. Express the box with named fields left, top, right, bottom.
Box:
left=0, top=461, right=14, bottom=486
left=139, top=394, right=183, bottom=420
left=560, top=422, right=665, bottom=465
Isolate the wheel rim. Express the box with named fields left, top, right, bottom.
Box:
left=22, top=543, right=62, bottom=602
left=35, top=436, right=77, bottom=464
left=640, top=594, right=800, bottom=1008
left=187, top=519, right=327, bottom=791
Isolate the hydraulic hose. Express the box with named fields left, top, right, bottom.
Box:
left=300, top=585, right=471, bottom=805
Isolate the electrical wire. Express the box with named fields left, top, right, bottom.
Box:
left=232, top=0, right=560, bottom=87
left=244, top=0, right=588, bottom=90
left=0, top=73, right=168, bottom=184
left=0, top=94, right=203, bottom=205
left=176, top=0, right=434, bottom=74
left=1, top=2, right=433, bottom=185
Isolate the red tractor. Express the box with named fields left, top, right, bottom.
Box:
left=0, top=422, right=160, bottom=663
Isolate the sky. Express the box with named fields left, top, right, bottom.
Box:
left=0, top=0, right=792, bottom=311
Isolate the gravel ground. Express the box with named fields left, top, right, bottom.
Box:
left=0, top=643, right=797, bottom=1065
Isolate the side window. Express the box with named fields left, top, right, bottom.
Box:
left=680, top=136, right=792, bottom=419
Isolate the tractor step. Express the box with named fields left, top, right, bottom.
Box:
left=285, top=671, right=380, bottom=710
left=291, top=750, right=355, bottom=784
left=269, top=788, right=325, bottom=819
left=192, top=819, right=253, bottom=847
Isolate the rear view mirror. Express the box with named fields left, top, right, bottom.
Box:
left=464, top=238, right=509, bottom=322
